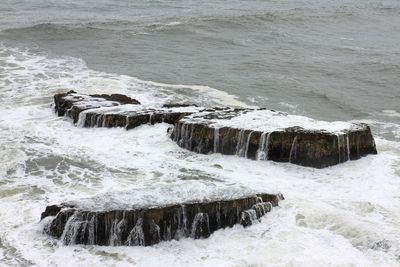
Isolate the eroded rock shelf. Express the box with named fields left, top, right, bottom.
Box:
left=171, top=109, right=377, bottom=168
left=54, top=90, right=201, bottom=129
left=44, top=91, right=378, bottom=246
left=54, top=91, right=377, bottom=168
left=41, top=193, right=283, bottom=246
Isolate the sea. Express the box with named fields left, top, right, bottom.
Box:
left=0, top=0, right=400, bottom=266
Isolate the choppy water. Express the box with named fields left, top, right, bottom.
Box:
left=0, top=0, right=400, bottom=266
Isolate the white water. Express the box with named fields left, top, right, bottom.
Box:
left=213, top=127, right=219, bottom=153
left=1, top=46, right=400, bottom=266
left=288, top=136, right=298, bottom=163
left=185, top=109, right=361, bottom=133
left=190, top=213, right=210, bottom=239
left=235, top=129, right=248, bottom=157
left=347, top=135, right=351, bottom=161
left=257, top=132, right=272, bottom=161
left=245, top=131, right=253, bottom=159
left=126, top=218, right=145, bottom=246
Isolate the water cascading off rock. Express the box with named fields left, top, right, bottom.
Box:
left=41, top=193, right=283, bottom=246
left=170, top=109, right=377, bottom=168
left=53, top=91, right=378, bottom=168
left=54, top=90, right=201, bottom=129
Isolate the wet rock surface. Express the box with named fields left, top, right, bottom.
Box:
left=54, top=90, right=141, bottom=123
left=171, top=109, right=378, bottom=168
left=54, top=91, right=199, bottom=128
left=46, top=91, right=378, bottom=246
left=53, top=91, right=377, bottom=168
left=78, top=107, right=198, bottom=130
left=41, top=193, right=283, bottom=246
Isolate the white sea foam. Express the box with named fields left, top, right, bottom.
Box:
left=185, top=109, right=358, bottom=133
left=0, top=44, right=247, bottom=108
left=0, top=45, right=400, bottom=266
left=382, top=110, right=400, bottom=118
left=64, top=184, right=266, bottom=212
left=136, top=79, right=252, bottom=108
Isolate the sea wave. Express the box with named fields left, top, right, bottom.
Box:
left=0, top=6, right=379, bottom=35
left=0, top=44, right=249, bottom=108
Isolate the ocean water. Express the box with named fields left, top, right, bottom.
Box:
left=0, top=0, right=400, bottom=266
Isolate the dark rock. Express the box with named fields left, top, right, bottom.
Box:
left=53, top=92, right=377, bottom=168
left=40, top=205, right=63, bottom=220
left=41, top=193, right=282, bottom=246
left=53, top=91, right=199, bottom=128
left=54, top=91, right=140, bottom=123
left=89, top=94, right=141, bottom=105
left=170, top=109, right=377, bottom=168
left=78, top=108, right=198, bottom=129
left=53, top=90, right=77, bottom=117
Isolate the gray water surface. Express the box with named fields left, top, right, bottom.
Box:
left=1, top=0, right=399, bottom=123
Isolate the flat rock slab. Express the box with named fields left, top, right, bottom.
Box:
left=54, top=90, right=141, bottom=123
left=54, top=91, right=200, bottom=128
left=77, top=105, right=202, bottom=130
left=170, top=109, right=377, bottom=168
left=41, top=193, right=283, bottom=246
left=53, top=91, right=377, bottom=168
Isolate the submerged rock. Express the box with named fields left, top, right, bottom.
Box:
left=41, top=193, right=283, bottom=246
left=170, top=109, right=377, bottom=168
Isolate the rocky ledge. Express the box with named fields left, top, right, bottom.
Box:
left=53, top=91, right=377, bottom=168
left=54, top=91, right=200, bottom=128
left=170, top=109, right=377, bottom=168
left=41, top=193, right=283, bottom=246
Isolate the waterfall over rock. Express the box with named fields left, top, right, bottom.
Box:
left=43, top=90, right=379, bottom=247
left=54, top=91, right=377, bottom=168
left=171, top=109, right=377, bottom=168
left=54, top=91, right=200, bottom=129
left=41, top=193, right=283, bottom=246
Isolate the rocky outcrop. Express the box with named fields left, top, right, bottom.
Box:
left=170, top=109, right=377, bottom=168
left=41, top=193, right=283, bottom=246
left=54, top=90, right=141, bottom=123
left=78, top=107, right=199, bottom=130
left=54, top=91, right=199, bottom=128
left=53, top=92, right=377, bottom=168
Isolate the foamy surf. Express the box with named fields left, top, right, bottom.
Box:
left=0, top=45, right=250, bottom=109
left=0, top=45, right=399, bottom=266
left=133, top=78, right=252, bottom=108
